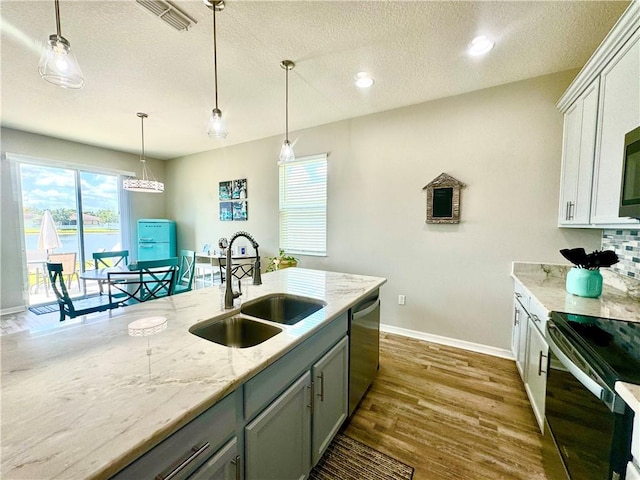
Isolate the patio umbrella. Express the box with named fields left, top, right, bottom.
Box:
left=37, top=210, right=61, bottom=253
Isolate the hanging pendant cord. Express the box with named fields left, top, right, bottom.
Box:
left=285, top=65, right=289, bottom=142
left=54, top=0, right=62, bottom=38
left=213, top=5, right=219, bottom=109
left=140, top=115, right=145, bottom=162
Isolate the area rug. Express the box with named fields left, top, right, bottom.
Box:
left=309, top=433, right=414, bottom=480
left=28, top=303, right=59, bottom=315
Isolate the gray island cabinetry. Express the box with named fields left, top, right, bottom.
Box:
left=112, top=312, right=349, bottom=480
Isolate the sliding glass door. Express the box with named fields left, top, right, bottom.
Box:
left=19, top=162, right=123, bottom=306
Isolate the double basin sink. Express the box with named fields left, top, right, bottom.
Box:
left=189, top=294, right=325, bottom=348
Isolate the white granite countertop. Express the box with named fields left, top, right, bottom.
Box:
left=512, top=262, right=640, bottom=323
left=512, top=262, right=640, bottom=417
left=1, top=268, right=386, bottom=480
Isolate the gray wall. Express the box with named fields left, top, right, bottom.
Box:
left=0, top=127, right=166, bottom=312
left=166, top=70, right=601, bottom=351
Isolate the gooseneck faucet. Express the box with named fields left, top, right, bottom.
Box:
left=224, top=231, right=262, bottom=309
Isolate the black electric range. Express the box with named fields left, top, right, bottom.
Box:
left=545, top=311, right=639, bottom=480
left=551, top=311, right=640, bottom=388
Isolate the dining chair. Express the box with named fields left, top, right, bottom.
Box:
left=107, top=263, right=177, bottom=307
left=46, top=262, right=119, bottom=322
left=48, top=252, right=80, bottom=292
left=196, top=245, right=221, bottom=287
left=174, top=250, right=196, bottom=295
left=93, top=250, right=129, bottom=294
left=218, top=256, right=254, bottom=283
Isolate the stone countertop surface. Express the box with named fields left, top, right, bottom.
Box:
left=511, top=262, right=640, bottom=322
left=512, top=262, right=640, bottom=415
left=1, top=268, right=386, bottom=480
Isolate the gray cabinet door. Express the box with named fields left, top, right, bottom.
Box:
left=311, top=336, right=349, bottom=466
left=245, top=372, right=312, bottom=480
left=190, top=438, right=239, bottom=480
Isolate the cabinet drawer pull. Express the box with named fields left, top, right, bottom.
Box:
left=531, top=314, right=540, bottom=323
left=538, top=351, right=548, bottom=376
left=231, top=455, right=241, bottom=480
left=513, top=307, right=519, bottom=326
left=317, top=372, right=325, bottom=402
left=156, top=442, right=210, bottom=480
left=515, top=292, right=522, bottom=299
left=306, top=384, right=314, bottom=414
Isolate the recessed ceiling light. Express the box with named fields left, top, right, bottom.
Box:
left=468, top=35, right=495, bottom=56
left=354, top=72, right=374, bottom=88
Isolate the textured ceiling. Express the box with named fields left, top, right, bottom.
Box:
left=0, top=0, right=630, bottom=160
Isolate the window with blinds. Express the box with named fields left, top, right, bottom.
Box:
left=279, top=153, right=327, bottom=256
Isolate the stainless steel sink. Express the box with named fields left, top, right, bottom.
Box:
left=189, top=316, right=282, bottom=348
left=240, top=294, right=325, bottom=325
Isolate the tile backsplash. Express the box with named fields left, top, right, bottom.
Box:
left=602, top=229, right=640, bottom=278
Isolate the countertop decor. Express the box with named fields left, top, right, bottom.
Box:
left=560, top=248, right=619, bottom=298
left=1, top=268, right=386, bottom=480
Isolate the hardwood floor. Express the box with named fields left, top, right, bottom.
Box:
left=344, top=332, right=548, bottom=480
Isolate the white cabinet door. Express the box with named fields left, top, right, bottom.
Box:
left=512, top=296, right=528, bottom=380
left=558, top=79, right=600, bottom=226
left=311, top=336, right=349, bottom=466
left=524, top=318, right=548, bottom=433
left=245, top=372, right=312, bottom=480
left=591, top=31, right=640, bottom=226
left=190, top=438, right=239, bottom=480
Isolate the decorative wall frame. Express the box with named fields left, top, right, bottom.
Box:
left=423, top=173, right=465, bottom=224
left=219, top=178, right=248, bottom=220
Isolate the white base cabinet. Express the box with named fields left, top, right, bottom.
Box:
left=524, top=317, right=548, bottom=431
left=511, top=280, right=549, bottom=433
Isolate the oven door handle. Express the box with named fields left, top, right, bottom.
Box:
left=547, top=323, right=607, bottom=400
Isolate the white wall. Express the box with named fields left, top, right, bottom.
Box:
left=0, top=127, right=166, bottom=312
left=166, top=70, right=601, bottom=350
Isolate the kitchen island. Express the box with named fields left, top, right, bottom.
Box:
left=1, top=268, right=386, bottom=480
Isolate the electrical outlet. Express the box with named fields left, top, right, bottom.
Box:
left=398, top=294, right=406, bottom=305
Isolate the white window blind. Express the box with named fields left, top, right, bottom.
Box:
left=279, top=153, right=327, bottom=256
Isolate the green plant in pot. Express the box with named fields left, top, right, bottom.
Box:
left=559, top=248, right=619, bottom=298
left=266, top=249, right=300, bottom=272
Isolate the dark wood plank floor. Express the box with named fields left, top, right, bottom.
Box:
left=344, top=332, right=548, bottom=480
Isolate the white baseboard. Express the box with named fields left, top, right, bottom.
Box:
left=1, top=305, right=27, bottom=316
left=380, top=323, right=514, bottom=361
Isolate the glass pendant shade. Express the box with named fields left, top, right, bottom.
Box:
left=279, top=139, right=295, bottom=163
left=207, top=108, right=228, bottom=138
left=39, top=0, right=84, bottom=89
left=39, top=36, right=84, bottom=89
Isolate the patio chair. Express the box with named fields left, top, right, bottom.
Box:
left=48, top=252, right=80, bottom=292
left=92, top=250, right=129, bottom=294
left=109, top=258, right=177, bottom=306
left=46, top=262, right=119, bottom=322
left=174, top=250, right=196, bottom=295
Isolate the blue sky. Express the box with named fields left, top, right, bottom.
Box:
left=20, top=164, right=119, bottom=212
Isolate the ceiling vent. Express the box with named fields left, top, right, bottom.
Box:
left=136, top=0, right=197, bottom=31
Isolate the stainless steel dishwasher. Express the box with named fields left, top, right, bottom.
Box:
left=348, top=289, right=380, bottom=416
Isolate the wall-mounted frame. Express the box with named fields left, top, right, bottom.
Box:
left=423, top=173, right=465, bottom=224
left=219, top=179, right=248, bottom=221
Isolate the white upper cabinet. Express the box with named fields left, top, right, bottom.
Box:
left=591, top=31, right=640, bottom=226
left=558, top=79, right=599, bottom=226
left=557, top=3, right=640, bottom=228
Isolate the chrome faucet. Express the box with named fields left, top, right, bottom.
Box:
left=224, top=231, right=262, bottom=309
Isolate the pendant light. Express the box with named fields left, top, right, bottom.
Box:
left=279, top=60, right=295, bottom=163
left=38, top=0, right=84, bottom=89
left=205, top=0, right=228, bottom=139
left=123, top=113, right=165, bottom=194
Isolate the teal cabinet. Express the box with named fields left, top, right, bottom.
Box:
left=245, top=372, right=312, bottom=480
left=311, top=336, right=349, bottom=465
